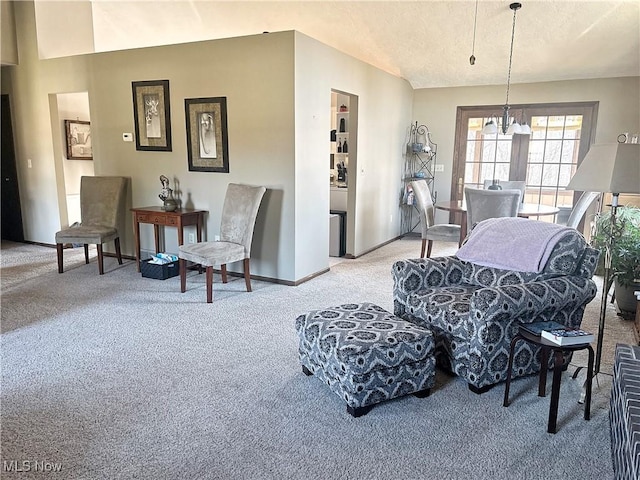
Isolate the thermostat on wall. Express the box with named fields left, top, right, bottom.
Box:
left=122, top=133, right=133, bottom=142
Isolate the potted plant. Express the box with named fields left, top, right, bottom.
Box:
left=592, top=205, right=640, bottom=315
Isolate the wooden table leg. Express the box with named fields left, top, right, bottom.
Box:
left=133, top=216, right=141, bottom=272
left=503, top=334, right=522, bottom=407
left=196, top=213, right=203, bottom=273
left=584, top=346, right=594, bottom=420
left=177, top=220, right=184, bottom=246
left=539, top=347, right=550, bottom=397
left=153, top=224, right=160, bottom=253
left=180, top=258, right=187, bottom=293
left=459, top=213, right=467, bottom=246
left=547, top=350, right=564, bottom=434
left=197, top=213, right=203, bottom=242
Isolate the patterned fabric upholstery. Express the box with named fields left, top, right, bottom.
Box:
left=610, top=344, right=640, bottom=480
left=295, top=303, right=436, bottom=412
left=392, top=229, right=600, bottom=391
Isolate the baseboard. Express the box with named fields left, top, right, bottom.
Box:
left=343, top=234, right=404, bottom=260
left=23, top=241, right=136, bottom=260
left=212, top=266, right=330, bottom=287
left=24, top=240, right=56, bottom=248
left=24, top=235, right=405, bottom=286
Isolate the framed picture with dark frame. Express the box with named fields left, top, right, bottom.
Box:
left=185, top=97, right=229, bottom=173
left=64, top=120, right=93, bottom=160
left=131, top=79, right=172, bottom=151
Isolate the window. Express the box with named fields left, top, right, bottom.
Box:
left=452, top=102, right=598, bottom=223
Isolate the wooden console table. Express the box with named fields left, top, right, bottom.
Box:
left=131, top=206, right=208, bottom=272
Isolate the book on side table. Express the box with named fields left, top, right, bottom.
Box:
left=520, top=321, right=594, bottom=346
left=540, top=328, right=595, bottom=346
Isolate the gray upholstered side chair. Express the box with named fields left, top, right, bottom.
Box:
left=483, top=179, right=526, bottom=201
left=55, top=176, right=127, bottom=275
left=178, top=183, right=266, bottom=303
left=464, top=187, right=521, bottom=233
left=566, top=191, right=600, bottom=229
left=410, top=180, right=461, bottom=257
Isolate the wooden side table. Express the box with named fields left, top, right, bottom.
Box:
left=503, top=326, right=594, bottom=434
left=131, top=206, right=208, bottom=272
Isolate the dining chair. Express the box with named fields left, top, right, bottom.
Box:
left=178, top=183, right=266, bottom=303
left=566, top=191, right=600, bottom=229
left=55, top=176, right=127, bottom=275
left=464, top=187, right=521, bottom=233
left=410, top=180, right=461, bottom=257
left=483, top=179, right=526, bottom=202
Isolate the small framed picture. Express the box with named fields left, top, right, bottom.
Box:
left=131, top=79, right=172, bottom=151
left=185, top=97, right=229, bottom=173
left=64, top=120, right=93, bottom=160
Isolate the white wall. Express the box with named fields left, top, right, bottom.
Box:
left=294, top=32, right=413, bottom=278
left=33, top=0, right=94, bottom=58
left=412, top=77, right=640, bottom=222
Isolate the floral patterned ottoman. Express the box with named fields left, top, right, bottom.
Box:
left=295, top=302, right=436, bottom=417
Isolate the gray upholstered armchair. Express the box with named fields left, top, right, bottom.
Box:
left=392, top=217, right=600, bottom=393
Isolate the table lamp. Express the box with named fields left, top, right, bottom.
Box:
left=566, top=143, right=640, bottom=374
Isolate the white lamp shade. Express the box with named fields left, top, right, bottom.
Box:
left=566, top=143, right=640, bottom=194
left=519, top=123, right=532, bottom=135
left=507, top=122, right=522, bottom=135
left=481, top=120, right=497, bottom=135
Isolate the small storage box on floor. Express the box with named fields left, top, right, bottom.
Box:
left=140, top=259, right=179, bottom=280
left=295, top=302, right=436, bottom=417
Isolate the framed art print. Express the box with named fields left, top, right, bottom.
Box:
left=64, top=120, right=92, bottom=160
left=185, top=97, right=229, bottom=173
left=132, top=79, right=172, bottom=151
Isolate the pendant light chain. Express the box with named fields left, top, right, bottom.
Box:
left=505, top=3, right=520, bottom=108
left=483, top=2, right=528, bottom=137
left=470, top=0, right=479, bottom=65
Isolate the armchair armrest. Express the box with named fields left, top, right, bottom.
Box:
left=392, top=256, right=467, bottom=317
left=470, top=276, right=598, bottom=328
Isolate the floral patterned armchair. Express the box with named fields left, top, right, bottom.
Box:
left=392, top=223, right=600, bottom=393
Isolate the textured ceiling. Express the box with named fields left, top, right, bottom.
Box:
left=86, top=0, right=640, bottom=89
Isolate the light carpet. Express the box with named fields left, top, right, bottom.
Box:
left=0, top=238, right=635, bottom=479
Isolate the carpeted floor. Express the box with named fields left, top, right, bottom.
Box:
left=0, top=238, right=635, bottom=479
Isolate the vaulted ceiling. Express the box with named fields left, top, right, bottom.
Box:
left=39, top=1, right=640, bottom=89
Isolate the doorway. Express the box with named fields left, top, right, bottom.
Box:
left=1, top=94, right=25, bottom=242
left=329, top=90, right=358, bottom=263
left=53, top=92, right=94, bottom=228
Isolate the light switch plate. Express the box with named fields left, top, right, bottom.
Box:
left=122, top=133, right=133, bottom=142
left=434, top=164, right=444, bottom=172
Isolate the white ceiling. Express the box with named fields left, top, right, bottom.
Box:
left=70, top=1, right=640, bottom=89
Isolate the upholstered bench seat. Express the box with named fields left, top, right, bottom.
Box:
left=295, top=302, right=436, bottom=417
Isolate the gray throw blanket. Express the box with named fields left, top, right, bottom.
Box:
left=455, top=217, right=573, bottom=273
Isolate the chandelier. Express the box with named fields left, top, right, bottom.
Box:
left=482, top=2, right=531, bottom=136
